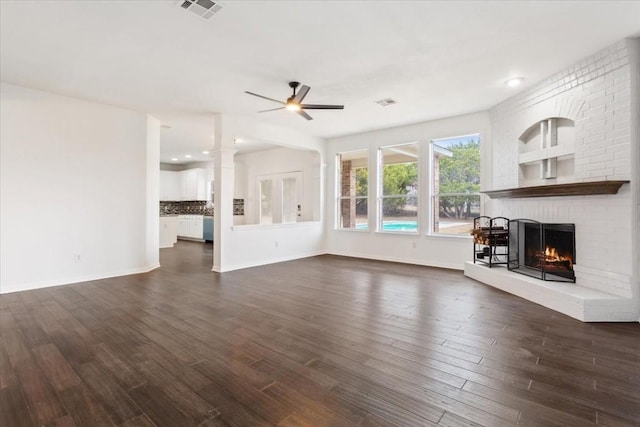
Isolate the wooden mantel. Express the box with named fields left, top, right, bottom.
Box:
left=482, top=180, right=629, bottom=199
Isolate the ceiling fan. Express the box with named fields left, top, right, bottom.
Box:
left=245, top=81, right=344, bottom=121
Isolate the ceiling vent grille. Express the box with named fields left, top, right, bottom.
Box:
left=375, top=98, right=397, bottom=107
left=178, top=0, right=223, bottom=20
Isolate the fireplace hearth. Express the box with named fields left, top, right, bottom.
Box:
left=508, top=219, right=576, bottom=282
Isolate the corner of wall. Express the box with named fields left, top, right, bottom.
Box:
left=625, top=38, right=640, bottom=321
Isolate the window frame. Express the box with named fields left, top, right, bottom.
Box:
left=377, top=142, right=420, bottom=234
left=428, top=133, right=481, bottom=238
left=335, top=149, right=369, bottom=231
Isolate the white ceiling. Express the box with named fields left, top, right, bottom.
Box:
left=1, top=1, right=639, bottom=163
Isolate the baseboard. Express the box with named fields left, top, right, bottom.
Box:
left=212, top=251, right=327, bottom=273
left=0, top=263, right=161, bottom=294
left=326, top=249, right=465, bottom=271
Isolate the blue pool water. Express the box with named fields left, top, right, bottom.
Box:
left=356, top=221, right=417, bottom=231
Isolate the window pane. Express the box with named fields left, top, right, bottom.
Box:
left=259, top=179, right=273, bottom=224
left=381, top=196, right=417, bottom=232
left=282, top=177, right=297, bottom=223
left=337, top=150, right=368, bottom=230
left=432, top=134, right=480, bottom=235
left=379, top=143, right=418, bottom=232
left=433, top=194, right=479, bottom=234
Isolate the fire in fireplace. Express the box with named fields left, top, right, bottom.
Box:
left=509, top=219, right=576, bottom=282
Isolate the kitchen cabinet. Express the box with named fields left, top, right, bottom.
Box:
left=203, top=217, right=213, bottom=241
left=160, top=168, right=207, bottom=201
left=177, top=215, right=204, bottom=240
left=190, top=217, right=203, bottom=238
left=160, top=170, right=180, bottom=201
left=177, top=217, right=190, bottom=237
left=179, top=169, right=207, bottom=201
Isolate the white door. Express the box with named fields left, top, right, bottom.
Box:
left=257, top=171, right=302, bottom=224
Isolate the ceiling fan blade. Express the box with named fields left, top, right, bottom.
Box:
left=245, top=91, right=284, bottom=105
left=258, top=107, right=285, bottom=113
left=300, top=104, right=344, bottom=110
left=293, top=85, right=310, bottom=103
left=297, top=110, right=313, bottom=121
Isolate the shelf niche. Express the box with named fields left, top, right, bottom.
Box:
left=519, top=117, right=575, bottom=186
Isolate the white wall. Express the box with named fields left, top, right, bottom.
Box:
left=0, top=83, right=159, bottom=293
left=326, top=111, right=491, bottom=270
left=486, top=39, right=639, bottom=311
left=213, top=114, right=327, bottom=272
left=234, top=147, right=321, bottom=224
left=630, top=39, right=640, bottom=321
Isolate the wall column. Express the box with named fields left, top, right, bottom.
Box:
left=213, top=113, right=235, bottom=272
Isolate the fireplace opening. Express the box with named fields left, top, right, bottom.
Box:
left=509, top=219, right=575, bottom=282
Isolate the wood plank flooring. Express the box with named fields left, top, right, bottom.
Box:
left=1, top=240, right=639, bottom=426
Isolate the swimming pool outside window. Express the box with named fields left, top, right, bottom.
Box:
left=378, top=143, right=419, bottom=233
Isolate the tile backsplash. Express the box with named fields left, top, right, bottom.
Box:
left=233, top=199, right=245, bottom=216
left=160, top=201, right=213, bottom=216
left=160, top=199, right=245, bottom=216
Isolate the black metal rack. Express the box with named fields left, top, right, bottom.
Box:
left=472, top=216, right=509, bottom=267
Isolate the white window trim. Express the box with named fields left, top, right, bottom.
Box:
left=335, top=150, right=370, bottom=231
left=377, top=142, right=420, bottom=234
left=428, top=133, right=481, bottom=238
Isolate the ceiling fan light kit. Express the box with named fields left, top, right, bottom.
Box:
left=245, top=81, right=344, bottom=121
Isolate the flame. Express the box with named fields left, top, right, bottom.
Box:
left=544, top=246, right=573, bottom=267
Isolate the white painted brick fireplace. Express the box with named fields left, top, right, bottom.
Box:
left=465, top=38, right=640, bottom=322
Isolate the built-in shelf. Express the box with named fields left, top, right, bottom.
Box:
left=482, top=180, right=629, bottom=199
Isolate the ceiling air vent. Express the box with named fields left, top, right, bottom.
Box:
left=178, top=0, right=223, bottom=20
left=375, top=98, right=397, bottom=107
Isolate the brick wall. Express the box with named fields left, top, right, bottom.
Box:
left=340, top=160, right=356, bottom=228
left=487, top=39, right=639, bottom=298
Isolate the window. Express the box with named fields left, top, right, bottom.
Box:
left=259, top=178, right=273, bottom=224
left=336, top=150, right=368, bottom=230
left=258, top=171, right=302, bottom=225
left=431, top=134, right=480, bottom=235
left=379, top=143, right=418, bottom=232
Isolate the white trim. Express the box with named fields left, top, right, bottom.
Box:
left=425, top=233, right=472, bottom=240
left=212, top=250, right=326, bottom=273
left=0, top=263, right=161, bottom=295
left=327, top=249, right=464, bottom=271
left=375, top=230, right=420, bottom=236
left=232, top=221, right=321, bottom=232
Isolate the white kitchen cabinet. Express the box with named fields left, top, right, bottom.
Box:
left=180, top=169, right=207, bottom=201
left=161, top=168, right=207, bottom=201
left=190, top=216, right=204, bottom=238
left=160, top=170, right=180, bottom=201
left=177, top=215, right=204, bottom=240
left=177, top=217, right=190, bottom=237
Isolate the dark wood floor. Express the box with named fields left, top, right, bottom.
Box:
left=1, top=241, right=639, bottom=427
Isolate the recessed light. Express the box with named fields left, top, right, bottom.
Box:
left=171, top=157, right=178, bottom=161
left=505, top=77, right=524, bottom=88
left=185, top=154, right=192, bottom=158
left=234, top=138, right=243, bottom=144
